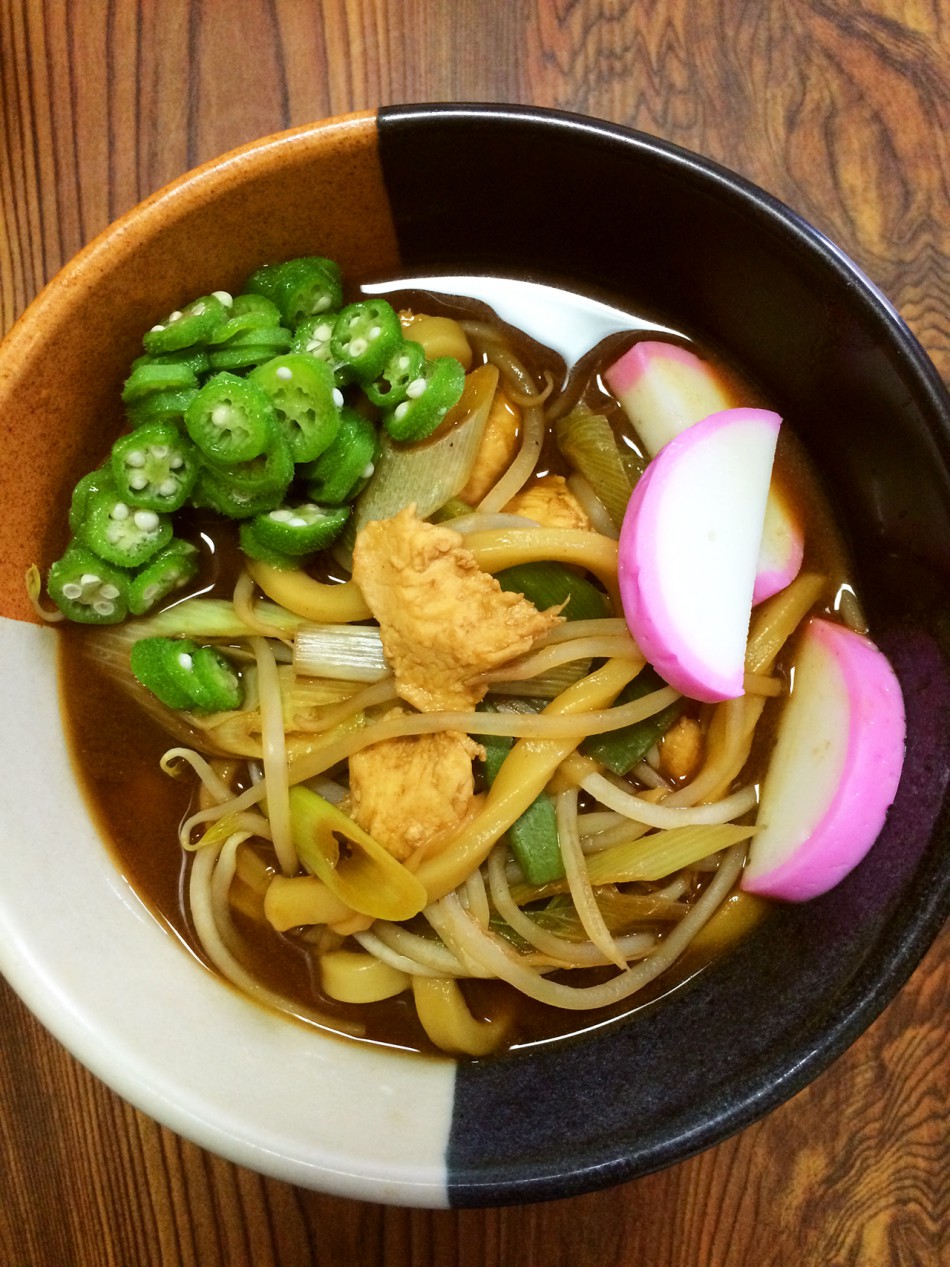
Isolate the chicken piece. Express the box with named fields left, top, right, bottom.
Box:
left=351, top=506, right=562, bottom=711
left=348, top=715, right=483, bottom=860
left=458, top=388, right=522, bottom=505
left=504, top=474, right=592, bottom=531
left=658, top=715, right=704, bottom=783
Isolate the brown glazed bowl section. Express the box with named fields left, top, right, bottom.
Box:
left=0, top=111, right=396, bottom=622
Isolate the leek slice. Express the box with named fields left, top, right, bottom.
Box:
left=289, top=786, right=427, bottom=921
left=348, top=363, right=499, bottom=542
left=293, top=623, right=389, bottom=681
left=584, top=822, right=756, bottom=885
left=555, top=404, right=638, bottom=528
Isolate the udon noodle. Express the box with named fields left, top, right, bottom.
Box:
left=49, top=274, right=852, bottom=1057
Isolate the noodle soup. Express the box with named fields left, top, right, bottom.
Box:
left=54, top=269, right=863, bottom=1057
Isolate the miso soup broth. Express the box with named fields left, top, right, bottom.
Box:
left=57, top=271, right=858, bottom=1057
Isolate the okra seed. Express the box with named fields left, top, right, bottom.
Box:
left=316, top=295, right=330, bottom=312
left=276, top=366, right=293, bottom=380
left=369, top=325, right=381, bottom=339
left=212, top=290, right=233, bottom=306
left=62, top=583, right=83, bottom=600
left=361, top=462, right=375, bottom=479
left=93, top=600, right=115, bottom=616
left=133, top=510, right=160, bottom=531
left=111, top=503, right=130, bottom=521
left=332, top=388, right=344, bottom=407
left=269, top=508, right=294, bottom=522
left=169, top=455, right=184, bottom=469
left=152, top=444, right=169, bottom=459
left=99, top=584, right=120, bottom=600
left=129, top=473, right=149, bottom=491
left=349, top=337, right=368, bottom=357
left=79, top=574, right=100, bottom=587
left=158, top=478, right=178, bottom=497
left=169, top=311, right=183, bottom=322
left=406, top=378, right=427, bottom=399
left=394, top=401, right=410, bottom=421
left=211, top=405, right=232, bottom=426
left=177, top=652, right=193, bottom=670
left=125, top=450, right=146, bottom=467
left=150, top=324, right=165, bottom=333
left=288, top=516, right=307, bottom=528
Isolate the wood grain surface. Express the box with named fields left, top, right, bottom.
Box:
left=1, top=2, right=948, bottom=1264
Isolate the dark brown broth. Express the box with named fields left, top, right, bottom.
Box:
left=58, top=277, right=856, bottom=1057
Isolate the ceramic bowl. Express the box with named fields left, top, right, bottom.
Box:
left=0, top=105, right=948, bottom=1207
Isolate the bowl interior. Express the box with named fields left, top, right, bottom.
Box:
left=0, top=105, right=948, bottom=1206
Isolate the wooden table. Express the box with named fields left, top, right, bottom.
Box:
left=1, top=3, right=947, bottom=1264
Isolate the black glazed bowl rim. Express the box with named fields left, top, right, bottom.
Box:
left=377, top=104, right=950, bottom=1205
left=0, top=103, right=947, bottom=1208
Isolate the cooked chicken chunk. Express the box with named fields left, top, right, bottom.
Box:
left=351, top=506, right=562, bottom=711
left=348, top=716, right=483, bottom=860
left=458, top=388, right=522, bottom=505
left=504, top=474, right=591, bottom=531
left=658, top=715, right=704, bottom=783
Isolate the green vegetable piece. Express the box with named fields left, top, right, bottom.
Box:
left=331, top=298, right=403, bottom=384
left=47, top=542, right=130, bottom=624
left=208, top=294, right=284, bottom=344
left=129, top=636, right=196, bottom=709
left=191, top=430, right=294, bottom=518
left=139, top=346, right=212, bottom=377
left=129, top=636, right=243, bottom=713
left=142, top=294, right=230, bottom=355
left=111, top=421, right=199, bottom=512
left=75, top=484, right=173, bottom=568
left=237, top=522, right=305, bottom=570
left=184, top=372, right=277, bottom=464
left=480, top=733, right=564, bottom=885
left=246, top=257, right=343, bottom=326
left=555, top=404, right=637, bottom=529
left=364, top=339, right=426, bottom=410
left=381, top=355, right=465, bottom=442
left=69, top=468, right=114, bottom=534
left=232, top=293, right=283, bottom=319
left=581, top=667, right=683, bottom=775
left=122, top=359, right=199, bottom=402
left=299, top=407, right=378, bottom=504
left=495, top=562, right=610, bottom=622
left=218, top=325, right=293, bottom=352
left=128, top=539, right=200, bottom=616
left=244, top=502, right=350, bottom=558
left=291, top=313, right=340, bottom=363
left=125, top=387, right=198, bottom=429
left=192, top=646, right=244, bottom=712
left=249, top=353, right=341, bottom=463
left=207, top=341, right=291, bottom=372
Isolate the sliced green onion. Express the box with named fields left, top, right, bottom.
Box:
left=293, top=623, right=389, bottom=682
left=344, top=363, right=499, bottom=559
left=584, top=822, right=756, bottom=884
left=581, top=667, right=682, bottom=774
left=555, top=404, right=638, bottom=529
